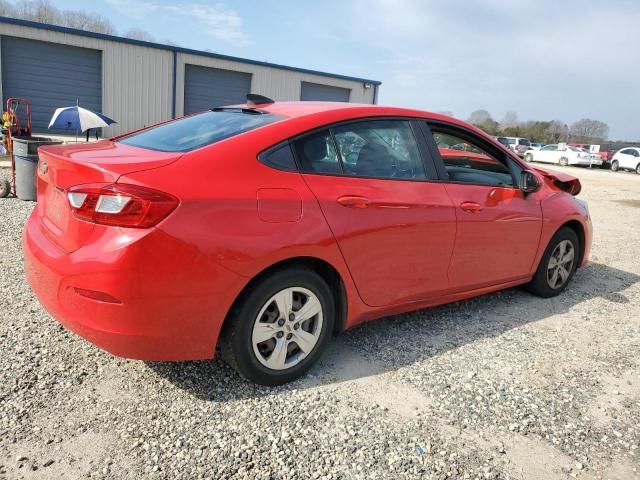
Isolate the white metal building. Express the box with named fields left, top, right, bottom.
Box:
left=0, top=16, right=380, bottom=136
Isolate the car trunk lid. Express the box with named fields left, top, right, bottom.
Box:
left=36, top=141, right=181, bottom=252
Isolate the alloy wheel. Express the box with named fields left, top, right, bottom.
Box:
left=611, top=160, right=619, bottom=171
left=559, top=157, right=569, bottom=167
left=252, top=287, right=323, bottom=370
left=547, top=240, right=575, bottom=289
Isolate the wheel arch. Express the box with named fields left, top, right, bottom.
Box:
left=559, top=219, right=585, bottom=266
left=221, top=256, right=348, bottom=340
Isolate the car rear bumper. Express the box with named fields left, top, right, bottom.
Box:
left=24, top=210, right=243, bottom=361
left=572, top=158, right=602, bottom=166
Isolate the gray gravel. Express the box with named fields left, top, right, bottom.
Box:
left=1, top=166, right=639, bottom=479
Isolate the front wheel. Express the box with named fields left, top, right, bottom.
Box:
left=525, top=227, right=579, bottom=298
left=559, top=157, right=569, bottom=167
left=611, top=160, right=619, bottom=172
left=636, top=163, right=640, bottom=175
left=524, top=153, right=534, bottom=162
left=220, top=268, right=334, bottom=385
left=0, top=179, right=10, bottom=198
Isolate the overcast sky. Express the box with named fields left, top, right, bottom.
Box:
left=56, top=0, right=640, bottom=140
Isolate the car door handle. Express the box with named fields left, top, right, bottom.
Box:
left=337, top=195, right=371, bottom=208
left=460, top=201, right=483, bottom=213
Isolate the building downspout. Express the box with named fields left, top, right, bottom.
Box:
left=171, top=50, right=177, bottom=119
left=373, top=83, right=379, bottom=105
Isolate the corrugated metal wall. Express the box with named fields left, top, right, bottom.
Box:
left=174, top=53, right=376, bottom=117
left=1, top=36, right=102, bottom=132
left=183, top=64, right=252, bottom=114
left=300, top=81, right=351, bottom=102
left=0, top=22, right=377, bottom=136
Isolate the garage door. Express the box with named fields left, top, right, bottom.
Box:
left=300, top=82, right=350, bottom=102
left=184, top=65, right=252, bottom=114
left=1, top=36, right=102, bottom=133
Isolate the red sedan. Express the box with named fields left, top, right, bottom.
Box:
left=24, top=97, right=592, bottom=385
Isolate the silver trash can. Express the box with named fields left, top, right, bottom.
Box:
left=13, top=137, right=63, bottom=201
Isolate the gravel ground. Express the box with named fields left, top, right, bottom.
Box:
left=0, top=166, right=639, bottom=480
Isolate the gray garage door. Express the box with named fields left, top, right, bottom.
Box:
left=1, top=36, right=102, bottom=133
left=300, top=82, right=350, bottom=102
left=184, top=65, right=252, bottom=114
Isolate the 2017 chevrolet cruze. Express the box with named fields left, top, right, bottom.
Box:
left=24, top=96, right=592, bottom=385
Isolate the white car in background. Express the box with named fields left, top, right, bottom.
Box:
left=523, top=144, right=603, bottom=167
left=611, top=147, right=640, bottom=174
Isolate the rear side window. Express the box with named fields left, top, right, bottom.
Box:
left=292, top=130, right=342, bottom=174
left=118, top=110, right=284, bottom=152
left=258, top=143, right=297, bottom=171
left=333, top=120, right=426, bottom=180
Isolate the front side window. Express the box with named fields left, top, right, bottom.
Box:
left=431, top=130, right=515, bottom=187
left=333, top=120, right=426, bottom=180
left=119, top=110, right=284, bottom=152
left=541, top=145, right=557, bottom=151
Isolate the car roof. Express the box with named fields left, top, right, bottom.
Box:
left=222, top=101, right=502, bottom=147
left=230, top=101, right=471, bottom=126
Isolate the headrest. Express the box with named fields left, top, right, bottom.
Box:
left=303, top=134, right=328, bottom=162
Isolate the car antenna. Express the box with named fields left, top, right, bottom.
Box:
left=246, top=94, right=274, bottom=106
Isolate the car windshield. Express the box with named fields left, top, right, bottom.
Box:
left=519, top=139, right=531, bottom=146
left=118, top=110, right=285, bottom=152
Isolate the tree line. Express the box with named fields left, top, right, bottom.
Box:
left=0, top=0, right=158, bottom=42
left=463, top=109, right=609, bottom=144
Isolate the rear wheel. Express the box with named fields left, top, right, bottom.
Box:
left=220, top=268, right=334, bottom=385
left=611, top=160, right=619, bottom=172
left=526, top=227, right=579, bottom=298
left=559, top=157, right=569, bottom=167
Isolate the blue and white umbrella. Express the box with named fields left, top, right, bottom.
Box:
left=48, top=106, right=116, bottom=132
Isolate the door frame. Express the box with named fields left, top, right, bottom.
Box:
left=284, top=116, right=442, bottom=182
left=416, top=120, right=526, bottom=187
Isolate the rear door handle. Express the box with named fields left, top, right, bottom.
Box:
left=337, top=195, right=371, bottom=208
left=460, top=201, right=483, bottom=213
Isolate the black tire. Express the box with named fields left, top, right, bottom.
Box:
left=220, top=267, right=334, bottom=386
left=559, top=157, right=569, bottom=167
left=611, top=160, right=619, bottom=172
left=0, top=179, right=10, bottom=198
left=636, top=163, right=640, bottom=175
left=525, top=227, right=579, bottom=298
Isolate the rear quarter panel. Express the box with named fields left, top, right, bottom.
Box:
left=119, top=130, right=370, bottom=342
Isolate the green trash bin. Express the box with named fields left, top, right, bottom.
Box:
left=13, top=137, right=63, bottom=201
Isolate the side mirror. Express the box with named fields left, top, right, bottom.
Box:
left=519, top=171, right=541, bottom=193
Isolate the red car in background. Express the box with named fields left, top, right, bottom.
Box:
left=569, top=143, right=613, bottom=168
left=24, top=97, right=592, bottom=385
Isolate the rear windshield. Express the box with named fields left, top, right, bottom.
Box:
left=118, top=110, right=285, bottom=152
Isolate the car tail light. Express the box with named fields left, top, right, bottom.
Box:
left=66, top=183, right=178, bottom=228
